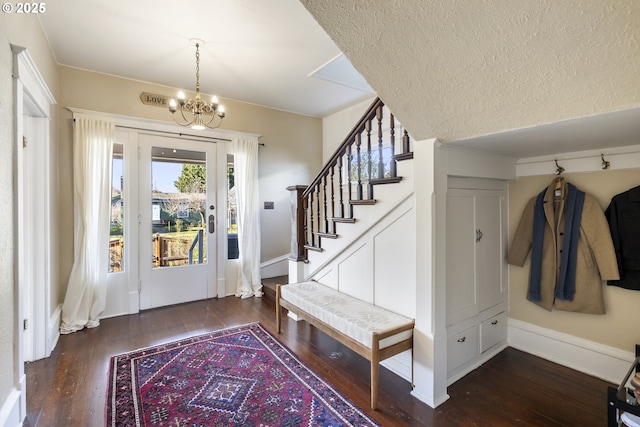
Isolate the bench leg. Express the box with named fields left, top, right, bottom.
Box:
left=275, top=284, right=282, bottom=334
left=371, top=335, right=380, bottom=410
left=371, top=361, right=379, bottom=410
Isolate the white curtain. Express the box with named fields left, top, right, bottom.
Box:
left=232, top=137, right=262, bottom=298
left=60, top=115, right=114, bottom=334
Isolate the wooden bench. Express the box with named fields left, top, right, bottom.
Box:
left=275, top=281, right=414, bottom=409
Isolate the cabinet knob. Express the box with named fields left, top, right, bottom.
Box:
left=457, top=337, right=466, bottom=343
left=491, top=320, right=498, bottom=325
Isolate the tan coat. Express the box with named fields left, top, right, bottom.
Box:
left=508, top=178, right=619, bottom=314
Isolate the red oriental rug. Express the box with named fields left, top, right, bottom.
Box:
left=106, top=322, right=380, bottom=426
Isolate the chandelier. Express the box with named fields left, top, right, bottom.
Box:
left=169, top=42, right=225, bottom=130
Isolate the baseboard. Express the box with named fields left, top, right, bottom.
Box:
left=447, top=342, right=508, bottom=386
left=260, top=255, right=289, bottom=278
left=410, top=387, right=450, bottom=409
left=0, top=386, right=23, bottom=427
left=508, top=318, right=634, bottom=384
left=381, top=350, right=412, bottom=383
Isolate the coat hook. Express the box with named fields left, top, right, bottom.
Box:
left=555, top=159, right=565, bottom=175
left=601, top=153, right=610, bottom=170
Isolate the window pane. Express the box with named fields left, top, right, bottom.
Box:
left=227, top=154, right=238, bottom=259
left=109, top=143, right=124, bottom=273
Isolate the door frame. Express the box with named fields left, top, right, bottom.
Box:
left=12, top=45, right=56, bottom=424
left=68, top=108, right=261, bottom=316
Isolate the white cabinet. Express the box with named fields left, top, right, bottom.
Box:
left=445, top=179, right=508, bottom=382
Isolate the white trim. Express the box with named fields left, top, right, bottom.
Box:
left=67, top=107, right=261, bottom=141
left=260, top=254, right=289, bottom=278
left=446, top=343, right=508, bottom=386
left=381, top=351, right=412, bottom=383
left=0, top=386, right=22, bottom=427
left=508, top=318, right=634, bottom=384
left=516, top=143, right=640, bottom=176
left=410, top=386, right=450, bottom=409
left=11, top=45, right=56, bottom=110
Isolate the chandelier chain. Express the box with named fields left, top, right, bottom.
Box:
left=168, top=40, right=225, bottom=130
left=195, top=43, right=200, bottom=94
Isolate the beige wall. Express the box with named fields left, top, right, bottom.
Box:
left=509, top=168, right=640, bottom=351
left=0, top=11, right=59, bottom=415
left=56, top=66, right=322, bottom=300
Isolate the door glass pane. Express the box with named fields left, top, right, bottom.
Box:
left=109, top=143, right=124, bottom=273
left=151, top=147, right=207, bottom=268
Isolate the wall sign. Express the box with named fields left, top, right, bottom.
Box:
left=140, top=92, right=170, bottom=108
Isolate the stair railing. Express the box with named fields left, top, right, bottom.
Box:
left=288, top=98, right=413, bottom=261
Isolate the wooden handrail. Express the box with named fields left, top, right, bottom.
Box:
left=302, top=98, right=384, bottom=199
left=292, top=97, right=413, bottom=258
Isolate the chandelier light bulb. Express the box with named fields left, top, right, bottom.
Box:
left=169, top=41, right=226, bottom=130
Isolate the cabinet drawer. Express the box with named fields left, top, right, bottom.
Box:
left=480, top=311, right=507, bottom=353
left=447, top=325, right=478, bottom=373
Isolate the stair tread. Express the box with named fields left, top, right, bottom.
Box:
left=369, top=177, right=402, bottom=185
left=350, top=199, right=376, bottom=205
left=395, top=152, right=414, bottom=161
left=317, top=232, right=338, bottom=239
left=332, top=217, right=356, bottom=223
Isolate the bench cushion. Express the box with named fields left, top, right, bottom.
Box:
left=280, top=281, right=413, bottom=350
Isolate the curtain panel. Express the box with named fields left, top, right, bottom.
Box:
left=232, top=137, right=262, bottom=298
left=60, top=114, right=114, bottom=334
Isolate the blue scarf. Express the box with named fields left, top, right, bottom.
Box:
left=528, top=182, right=585, bottom=302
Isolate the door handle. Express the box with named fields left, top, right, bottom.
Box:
left=208, top=214, right=215, bottom=233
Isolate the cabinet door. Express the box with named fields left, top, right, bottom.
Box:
left=476, top=191, right=506, bottom=311
left=446, top=189, right=478, bottom=326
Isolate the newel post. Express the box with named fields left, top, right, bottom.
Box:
left=287, top=185, right=307, bottom=262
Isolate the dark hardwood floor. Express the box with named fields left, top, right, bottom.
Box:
left=25, top=281, right=614, bottom=426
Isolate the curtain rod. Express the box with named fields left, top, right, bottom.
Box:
left=72, top=119, right=265, bottom=146
left=115, top=124, right=231, bottom=142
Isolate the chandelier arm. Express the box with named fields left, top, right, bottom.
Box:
left=203, top=113, right=222, bottom=128
left=178, top=106, right=195, bottom=126
left=170, top=109, right=193, bottom=127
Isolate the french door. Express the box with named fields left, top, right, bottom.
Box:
left=138, top=134, right=218, bottom=309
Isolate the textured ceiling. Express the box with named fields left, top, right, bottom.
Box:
left=300, top=0, right=640, bottom=156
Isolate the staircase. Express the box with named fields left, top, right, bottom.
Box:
left=288, top=97, right=414, bottom=271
